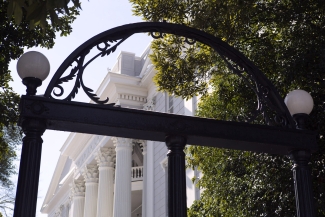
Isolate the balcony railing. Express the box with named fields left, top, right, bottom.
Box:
left=131, top=166, right=143, bottom=182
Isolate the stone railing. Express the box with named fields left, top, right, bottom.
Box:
left=131, top=166, right=143, bottom=182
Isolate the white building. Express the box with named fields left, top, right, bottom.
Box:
left=40, top=45, right=200, bottom=217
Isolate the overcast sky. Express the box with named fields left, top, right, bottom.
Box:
left=9, top=0, right=152, bottom=216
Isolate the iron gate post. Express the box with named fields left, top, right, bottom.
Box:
left=289, top=150, right=316, bottom=217
left=166, top=135, right=187, bottom=217
left=13, top=117, right=46, bottom=217
left=14, top=76, right=47, bottom=217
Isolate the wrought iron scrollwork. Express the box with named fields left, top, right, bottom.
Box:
left=44, top=22, right=295, bottom=128
left=184, top=37, right=196, bottom=45
left=47, top=36, right=130, bottom=104
left=151, top=31, right=164, bottom=39
left=219, top=54, right=289, bottom=126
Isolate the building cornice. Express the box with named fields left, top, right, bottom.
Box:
left=96, top=72, right=143, bottom=100
left=61, top=133, right=92, bottom=160
left=74, top=136, right=112, bottom=174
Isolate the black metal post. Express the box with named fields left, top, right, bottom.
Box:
left=289, top=113, right=316, bottom=217
left=289, top=150, right=316, bottom=217
left=22, top=77, right=42, bottom=96
left=14, top=77, right=46, bottom=217
left=165, top=135, right=187, bottom=217
left=13, top=117, right=46, bottom=217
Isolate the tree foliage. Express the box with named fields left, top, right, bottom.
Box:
left=6, top=0, right=81, bottom=28
left=1, top=0, right=79, bottom=91
left=0, top=0, right=79, bottom=215
left=131, top=0, right=325, bottom=216
left=0, top=185, right=15, bottom=217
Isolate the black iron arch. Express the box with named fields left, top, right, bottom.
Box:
left=15, top=22, right=318, bottom=217
left=44, top=22, right=295, bottom=128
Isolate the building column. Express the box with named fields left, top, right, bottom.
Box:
left=96, top=147, right=115, bottom=217
left=142, top=97, right=155, bottom=217
left=70, top=180, right=85, bottom=217
left=112, top=137, right=133, bottom=217
left=141, top=142, right=147, bottom=217
left=146, top=141, right=154, bottom=217
left=63, top=203, right=70, bottom=217
left=82, top=164, right=99, bottom=217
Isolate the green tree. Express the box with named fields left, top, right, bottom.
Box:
left=7, top=0, right=81, bottom=28
left=0, top=185, right=15, bottom=217
left=131, top=0, right=325, bottom=216
left=0, top=0, right=79, bottom=215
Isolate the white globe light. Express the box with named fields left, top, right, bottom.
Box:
left=17, top=51, right=50, bottom=81
left=284, top=90, right=314, bottom=115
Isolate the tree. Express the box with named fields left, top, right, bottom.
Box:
left=0, top=185, right=15, bottom=217
left=0, top=0, right=79, bottom=215
left=7, top=0, right=81, bottom=28
left=130, top=0, right=325, bottom=216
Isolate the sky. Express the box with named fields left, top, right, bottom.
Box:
left=9, top=0, right=152, bottom=216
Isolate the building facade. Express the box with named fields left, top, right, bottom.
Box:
left=41, top=46, right=200, bottom=217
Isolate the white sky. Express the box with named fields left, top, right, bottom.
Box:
left=9, top=1, right=152, bottom=216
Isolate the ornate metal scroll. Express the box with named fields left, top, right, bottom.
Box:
left=219, top=55, right=289, bottom=126
left=47, top=36, right=130, bottom=104
left=44, top=22, right=295, bottom=128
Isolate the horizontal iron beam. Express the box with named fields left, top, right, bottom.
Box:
left=19, top=95, right=317, bottom=155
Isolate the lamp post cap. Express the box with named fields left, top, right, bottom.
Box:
left=284, top=89, right=314, bottom=116
left=17, top=51, right=50, bottom=81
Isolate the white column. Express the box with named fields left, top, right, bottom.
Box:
left=96, top=147, right=115, bottom=217
left=141, top=142, right=147, bottom=217
left=82, top=164, right=99, bottom=217
left=146, top=141, right=154, bottom=217
left=112, top=137, right=133, bottom=217
left=143, top=98, right=155, bottom=217
left=70, top=180, right=85, bottom=217
left=68, top=198, right=72, bottom=217
left=64, top=203, right=70, bottom=217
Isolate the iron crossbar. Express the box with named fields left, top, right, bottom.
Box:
left=19, top=95, right=317, bottom=155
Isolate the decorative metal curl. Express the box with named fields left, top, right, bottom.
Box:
left=151, top=31, right=164, bottom=39
left=219, top=54, right=290, bottom=127
left=184, top=37, right=196, bottom=45
left=274, top=114, right=288, bottom=126
left=48, top=37, right=129, bottom=104
left=44, top=22, right=296, bottom=128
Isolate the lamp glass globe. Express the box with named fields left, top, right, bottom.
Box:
left=17, top=51, right=50, bottom=81
left=284, top=90, right=314, bottom=115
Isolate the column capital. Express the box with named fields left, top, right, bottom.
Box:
left=82, top=164, right=99, bottom=183
left=70, top=179, right=85, bottom=198
left=133, top=140, right=147, bottom=155
left=112, top=137, right=133, bottom=150
left=95, top=147, right=115, bottom=168
left=143, top=97, right=155, bottom=111
left=142, top=143, right=147, bottom=155
left=54, top=205, right=63, bottom=217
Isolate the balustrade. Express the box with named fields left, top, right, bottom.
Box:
left=131, top=166, right=143, bottom=181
